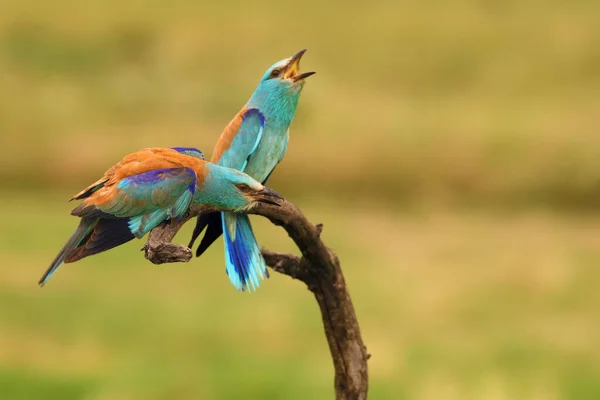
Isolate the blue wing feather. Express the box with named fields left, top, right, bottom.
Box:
left=219, top=108, right=265, bottom=170
left=114, top=167, right=197, bottom=236
left=172, top=147, right=205, bottom=160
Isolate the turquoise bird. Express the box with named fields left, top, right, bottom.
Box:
left=38, top=147, right=282, bottom=286
left=189, top=49, right=314, bottom=292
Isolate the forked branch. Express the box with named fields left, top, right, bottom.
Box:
left=144, top=199, right=369, bottom=399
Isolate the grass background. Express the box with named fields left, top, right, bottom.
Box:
left=0, top=0, right=599, bottom=398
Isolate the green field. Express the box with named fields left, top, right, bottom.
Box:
left=1, top=0, right=599, bottom=398
left=2, top=195, right=600, bottom=399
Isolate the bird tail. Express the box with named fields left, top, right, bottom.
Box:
left=38, top=218, right=97, bottom=286
left=39, top=217, right=136, bottom=286
left=222, top=212, right=269, bottom=292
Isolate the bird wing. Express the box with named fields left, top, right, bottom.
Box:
left=217, top=108, right=265, bottom=170
left=260, top=130, right=288, bottom=184
left=72, top=167, right=197, bottom=238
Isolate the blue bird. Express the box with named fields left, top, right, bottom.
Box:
left=38, top=147, right=282, bottom=286
left=189, top=49, right=314, bottom=292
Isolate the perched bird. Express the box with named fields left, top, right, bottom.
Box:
left=188, top=49, right=314, bottom=292
left=38, top=147, right=282, bottom=287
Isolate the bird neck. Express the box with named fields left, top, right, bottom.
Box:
left=246, top=82, right=303, bottom=128
left=195, top=164, right=248, bottom=212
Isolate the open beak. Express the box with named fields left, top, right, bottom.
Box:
left=283, top=49, right=316, bottom=82
left=256, top=187, right=284, bottom=206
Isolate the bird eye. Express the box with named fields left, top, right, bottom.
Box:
left=238, top=184, right=250, bottom=191
left=270, top=69, right=281, bottom=78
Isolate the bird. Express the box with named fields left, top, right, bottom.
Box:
left=38, top=147, right=282, bottom=287
left=188, top=49, right=315, bottom=292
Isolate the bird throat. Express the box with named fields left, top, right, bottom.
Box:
left=247, top=82, right=303, bottom=128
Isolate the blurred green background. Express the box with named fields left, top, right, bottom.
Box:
left=1, top=0, right=599, bottom=399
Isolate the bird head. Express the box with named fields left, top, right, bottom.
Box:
left=200, top=164, right=283, bottom=212
left=259, top=49, right=315, bottom=86
left=248, top=49, right=315, bottom=126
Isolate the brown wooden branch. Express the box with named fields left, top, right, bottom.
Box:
left=144, top=199, right=369, bottom=399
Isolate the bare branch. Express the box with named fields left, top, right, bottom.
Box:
left=145, top=199, right=369, bottom=399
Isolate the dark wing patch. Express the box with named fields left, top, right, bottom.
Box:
left=189, top=212, right=223, bottom=257
left=72, top=179, right=109, bottom=200
left=71, top=204, right=116, bottom=219
left=64, top=218, right=135, bottom=263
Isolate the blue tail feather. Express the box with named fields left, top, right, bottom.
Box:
left=222, top=212, right=268, bottom=292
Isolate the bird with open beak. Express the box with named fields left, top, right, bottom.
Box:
left=189, top=49, right=315, bottom=292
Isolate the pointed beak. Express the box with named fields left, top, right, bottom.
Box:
left=283, top=49, right=316, bottom=82
left=256, top=186, right=284, bottom=206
